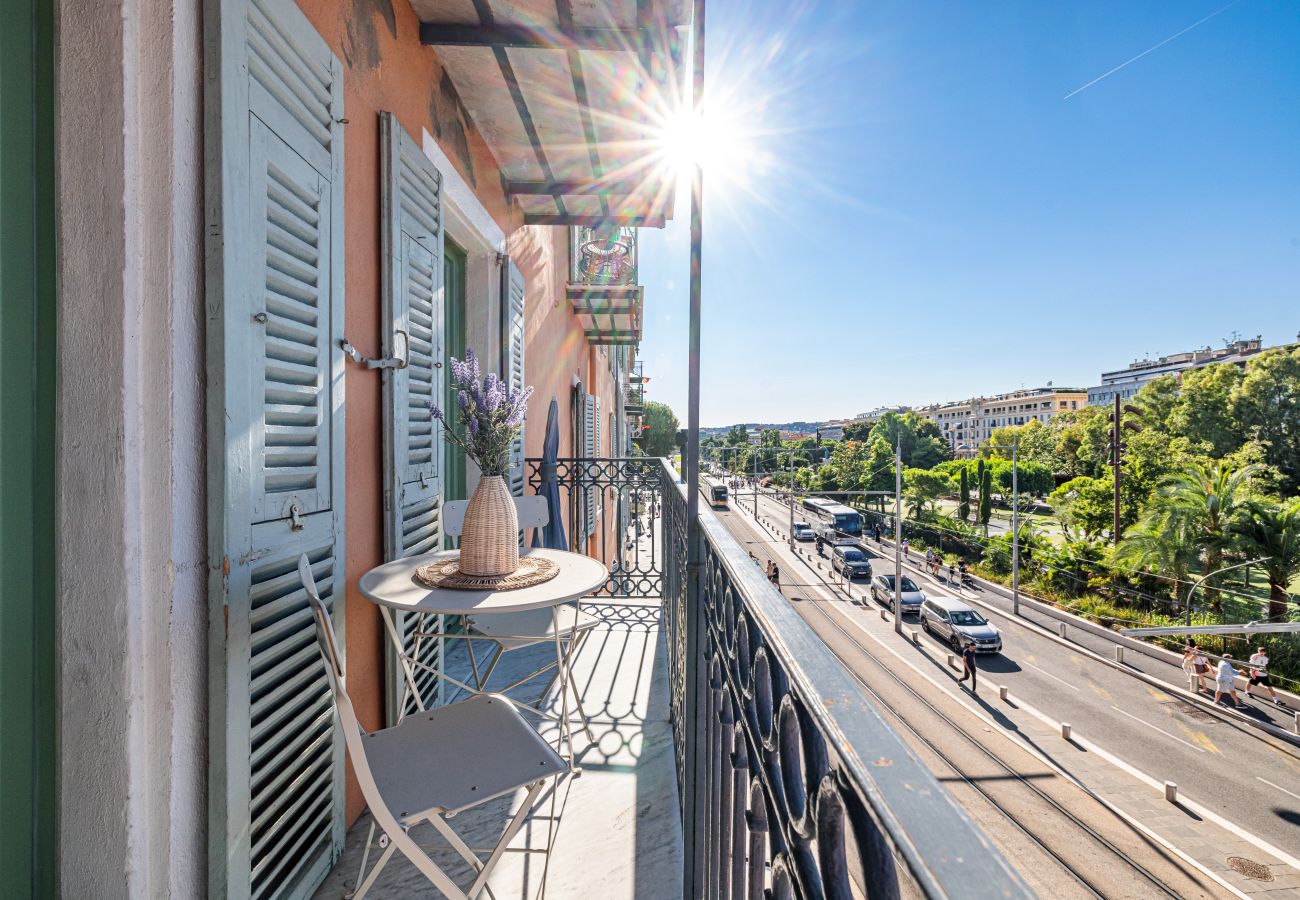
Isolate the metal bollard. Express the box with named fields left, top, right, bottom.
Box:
left=1058, top=623, right=1067, bottom=639
left=880, top=608, right=888, bottom=621
left=1115, top=646, right=1124, bottom=664
left=1164, top=782, right=1178, bottom=803
left=910, top=630, right=920, bottom=645
left=1061, top=722, right=1072, bottom=741
left=999, top=685, right=1009, bottom=701
left=947, top=654, right=956, bottom=669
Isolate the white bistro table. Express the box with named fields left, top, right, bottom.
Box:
left=358, top=547, right=607, bottom=765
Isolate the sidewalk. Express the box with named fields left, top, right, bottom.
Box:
left=737, top=496, right=1300, bottom=898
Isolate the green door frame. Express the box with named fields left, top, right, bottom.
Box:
left=443, top=239, right=468, bottom=519
left=0, top=0, right=57, bottom=895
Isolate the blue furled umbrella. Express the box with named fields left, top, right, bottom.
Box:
left=532, top=396, right=568, bottom=550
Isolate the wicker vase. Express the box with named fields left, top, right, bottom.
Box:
left=459, top=475, right=520, bottom=577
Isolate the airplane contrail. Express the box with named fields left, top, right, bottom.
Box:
left=1063, top=1, right=1240, bottom=100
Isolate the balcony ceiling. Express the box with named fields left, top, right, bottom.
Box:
left=414, top=0, right=689, bottom=227
left=568, top=283, right=642, bottom=344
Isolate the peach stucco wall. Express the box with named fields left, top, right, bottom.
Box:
left=294, top=0, right=620, bottom=823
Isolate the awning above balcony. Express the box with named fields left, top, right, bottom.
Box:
left=568, top=283, right=643, bottom=344
left=414, top=0, right=689, bottom=227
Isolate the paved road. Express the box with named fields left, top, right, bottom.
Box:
left=725, top=482, right=1300, bottom=858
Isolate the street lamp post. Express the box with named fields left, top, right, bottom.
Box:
left=1184, top=556, right=1269, bottom=627
left=983, top=441, right=1021, bottom=615
left=894, top=442, right=903, bottom=636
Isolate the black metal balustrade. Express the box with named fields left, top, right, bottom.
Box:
left=530, top=456, right=1032, bottom=898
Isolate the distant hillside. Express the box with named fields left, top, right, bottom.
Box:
left=701, top=421, right=828, bottom=438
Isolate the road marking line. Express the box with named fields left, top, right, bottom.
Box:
left=1256, top=777, right=1300, bottom=803
left=1011, top=695, right=1300, bottom=875
left=1175, top=721, right=1220, bottom=755
left=1022, top=660, right=1081, bottom=692
left=1109, top=705, right=1206, bottom=753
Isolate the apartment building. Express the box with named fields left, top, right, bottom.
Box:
left=1086, top=337, right=1274, bottom=406
left=918, top=387, right=1088, bottom=455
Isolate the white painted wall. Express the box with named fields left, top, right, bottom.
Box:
left=56, top=0, right=206, bottom=895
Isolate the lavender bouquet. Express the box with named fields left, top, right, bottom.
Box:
left=429, top=348, right=533, bottom=477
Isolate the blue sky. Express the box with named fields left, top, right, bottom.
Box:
left=635, top=0, right=1300, bottom=427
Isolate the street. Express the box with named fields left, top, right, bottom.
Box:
left=706, top=476, right=1300, bottom=898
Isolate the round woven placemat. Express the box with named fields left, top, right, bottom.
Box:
left=415, top=555, right=560, bottom=591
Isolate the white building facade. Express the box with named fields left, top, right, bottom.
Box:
left=918, top=387, right=1087, bottom=455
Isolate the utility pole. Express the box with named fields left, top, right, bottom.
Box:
left=1109, top=397, right=1141, bottom=545
left=894, top=442, right=903, bottom=636
left=788, top=450, right=795, bottom=548
left=1011, top=436, right=1019, bottom=616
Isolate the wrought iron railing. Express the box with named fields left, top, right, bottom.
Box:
left=526, top=456, right=662, bottom=597
left=569, top=225, right=639, bottom=285
left=531, top=456, right=1030, bottom=898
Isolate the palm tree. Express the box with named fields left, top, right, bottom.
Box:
left=1116, top=514, right=1201, bottom=606
left=1153, top=461, right=1259, bottom=611
left=1233, top=499, right=1300, bottom=623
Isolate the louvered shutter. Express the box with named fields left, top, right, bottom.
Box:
left=206, top=1, right=346, bottom=898
left=583, top=394, right=597, bottom=538
left=380, top=112, right=445, bottom=724
left=505, top=260, right=526, bottom=498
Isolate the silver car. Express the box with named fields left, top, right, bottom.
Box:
left=920, top=597, right=1002, bottom=654
left=870, top=574, right=925, bottom=614
left=793, top=521, right=815, bottom=542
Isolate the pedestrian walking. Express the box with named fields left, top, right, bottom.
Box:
left=1188, top=641, right=1211, bottom=694
left=1246, top=646, right=1280, bottom=705
left=770, top=562, right=781, bottom=587
left=948, top=562, right=957, bottom=586
left=958, top=641, right=978, bottom=692
left=1215, top=654, right=1246, bottom=709
left=764, top=559, right=774, bottom=580
left=925, top=548, right=935, bottom=574
left=901, top=537, right=910, bottom=557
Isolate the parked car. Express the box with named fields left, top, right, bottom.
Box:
left=870, top=574, right=925, bottom=614
left=793, top=521, right=814, bottom=542
left=832, top=546, right=872, bottom=579
left=919, top=597, right=1002, bottom=653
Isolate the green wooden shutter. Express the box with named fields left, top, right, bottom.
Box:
left=380, top=112, right=445, bottom=724
left=505, top=260, right=526, bottom=498
left=205, top=0, right=346, bottom=897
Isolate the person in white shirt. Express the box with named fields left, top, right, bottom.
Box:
left=1245, top=647, right=1280, bottom=705
left=1214, top=654, right=1245, bottom=709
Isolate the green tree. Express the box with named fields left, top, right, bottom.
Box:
left=1232, top=498, right=1300, bottom=623
left=978, top=467, right=992, bottom=530
left=1139, top=460, right=1260, bottom=610
left=958, top=467, right=970, bottom=520
left=1049, top=475, right=1114, bottom=539
left=1234, top=347, right=1300, bottom=492
left=1168, top=363, right=1244, bottom=457
left=724, top=424, right=750, bottom=446
left=982, top=419, right=1057, bottom=471
left=903, top=469, right=951, bottom=518
left=868, top=412, right=953, bottom=469
left=1052, top=405, right=1111, bottom=480
left=1116, top=511, right=1200, bottom=603
left=1131, top=375, right=1180, bottom=432
left=642, top=401, right=680, bottom=457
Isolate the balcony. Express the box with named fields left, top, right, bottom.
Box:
left=569, top=226, right=643, bottom=346
left=320, top=459, right=1024, bottom=898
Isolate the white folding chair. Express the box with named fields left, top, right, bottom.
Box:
left=441, top=496, right=601, bottom=732
left=300, top=556, right=566, bottom=900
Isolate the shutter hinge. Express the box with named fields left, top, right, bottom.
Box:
left=341, top=332, right=408, bottom=370
left=289, top=501, right=306, bottom=531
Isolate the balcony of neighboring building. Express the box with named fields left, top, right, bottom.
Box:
left=569, top=225, right=644, bottom=347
